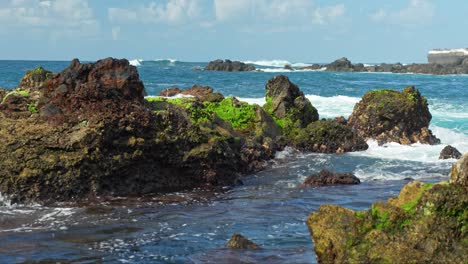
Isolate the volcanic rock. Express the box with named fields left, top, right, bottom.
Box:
left=204, top=59, right=256, bottom=72
left=226, top=233, right=260, bottom=250
left=439, top=145, right=462, bottom=159
left=302, top=169, right=360, bottom=187
left=348, top=86, right=440, bottom=145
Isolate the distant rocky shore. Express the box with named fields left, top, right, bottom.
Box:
left=204, top=57, right=468, bottom=74
left=0, top=58, right=439, bottom=203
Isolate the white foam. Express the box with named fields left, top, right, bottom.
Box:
left=129, top=59, right=143, bottom=67
left=238, top=94, right=360, bottom=119
left=145, top=94, right=194, bottom=100
left=305, top=94, right=360, bottom=118
left=155, top=58, right=178, bottom=63
left=0, top=192, right=11, bottom=207
left=243, top=60, right=313, bottom=68
left=350, top=126, right=467, bottom=164
left=260, top=67, right=326, bottom=73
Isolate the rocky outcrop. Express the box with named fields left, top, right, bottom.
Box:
left=294, top=57, right=468, bottom=75
left=307, top=159, right=468, bottom=263
left=226, top=233, right=260, bottom=250
left=18, top=66, right=53, bottom=90
left=302, top=169, right=360, bottom=187
left=158, top=85, right=224, bottom=102
left=0, top=58, right=274, bottom=204
left=204, top=59, right=256, bottom=72
left=263, top=75, right=319, bottom=135
left=0, top=64, right=373, bottom=204
left=348, top=86, right=440, bottom=145
left=439, top=145, right=462, bottom=159
left=450, top=153, right=468, bottom=187
left=293, top=120, right=368, bottom=153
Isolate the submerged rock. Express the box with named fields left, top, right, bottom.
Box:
left=226, top=233, right=260, bottom=250
left=263, top=75, right=318, bottom=135
left=302, top=170, right=360, bottom=187
left=307, top=157, right=468, bottom=263
left=439, top=145, right=462, bottom=159
left=348, top=86, right=440, bottom=145
left=204, top=59, right=256, bottom=72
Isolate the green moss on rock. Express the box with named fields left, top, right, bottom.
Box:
left=307, top=179, right=467, bottom=263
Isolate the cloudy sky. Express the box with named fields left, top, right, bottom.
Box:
left=0, top=0, right=466, bottom=62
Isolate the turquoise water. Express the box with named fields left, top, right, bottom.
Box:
left=0, top=59, right=467, bottom=263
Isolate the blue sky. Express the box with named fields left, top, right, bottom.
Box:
left=0, top=0, right=467, bottom=63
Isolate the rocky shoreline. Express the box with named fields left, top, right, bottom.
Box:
left=204, top=57, right=468, bottom=75
left=0, top=58, right=439, bottom=205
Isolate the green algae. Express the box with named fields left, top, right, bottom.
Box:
left=400, top=183, right=433, bottom=214
left=28, top=103, right=39, bottom=114
left=2, top=89, right=30, bottom=103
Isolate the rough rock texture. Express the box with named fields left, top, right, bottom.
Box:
left=348, top=86, right=440, bottom=145
left=450, top=153, right=468, bottom=187
left=18, top=66, right=53, bottom=90
left=0, top=58, right=273, bottom=204
left=439, top=145, right=462, bottom=159
left=302, top=169, right=360, bottom=187
left=157, top=87, right=181, bottom=97
left=204, top=59, right=256, bottom=72
left=325, top=57, right=354, bottom=72
left=291, top=57, right=468, bottom=75
left=226, top=233, right=260, bottom=250
left=263, top=75, right=318, bottom=135
left=293, top=120, right=368, bottom=153
left=307, top=164, right=468, bottom=263
left=158, top=85, right=225, bottom=103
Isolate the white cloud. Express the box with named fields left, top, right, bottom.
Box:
left=312, top=4, right=345, bottom=25
left=109, top=0, right=203, bottom=25
left=112, top=26, right=121, bottom=41
left=371, top=0, right=435, bottom=26
left=213, top=0, right=345, bottom=27
left=0, top=0, right=99, bottom=37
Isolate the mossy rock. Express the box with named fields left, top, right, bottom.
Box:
left=293, top=120, right=368, bottom=153
left=307, top=179, right=467, bottom=263
left=19, top=66, right=53, bottom=90
left=348, top=86, right=440, bottom=145
left=263, top=75, right=319, bottom=136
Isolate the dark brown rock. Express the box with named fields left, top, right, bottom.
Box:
left=205, top=59, right=256, bottom=72
left=226, top=233, right=260, bottom=250
left=158, top=87, right=181, bottom=97
left=439, top=145, right=462, bottom=159
left=348, top=86, right=440, bottom=145
left=302, top=169, right=360, bottom=187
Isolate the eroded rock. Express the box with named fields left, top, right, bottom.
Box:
left=205, top=59, right=256, bottom=72
left=302, top=169, right=360, bottom=187
left=348, top=86, right=440, bottom=145
left=226, top=233, right=260, bottom=250
left=439, top=145, right=462, bottom=159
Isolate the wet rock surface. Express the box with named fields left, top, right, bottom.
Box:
left=307, top=156, right=468, bottom=263
left=204, top=59, right=256, bottom=72
left=226, top=233, right=260, bottom=250
left=348, top=86, right=440, bottom=145
left=439, top=145, right=462, bottom=159
left=302, top=170, right=360, bottom=187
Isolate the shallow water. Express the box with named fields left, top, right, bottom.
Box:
left=0, top=59, right=466, bottom=263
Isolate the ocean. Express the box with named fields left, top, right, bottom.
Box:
left=0, top=59, right=467, bottom=263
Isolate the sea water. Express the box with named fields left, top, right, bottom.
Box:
left=0, top=59, right=467, bottom=263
